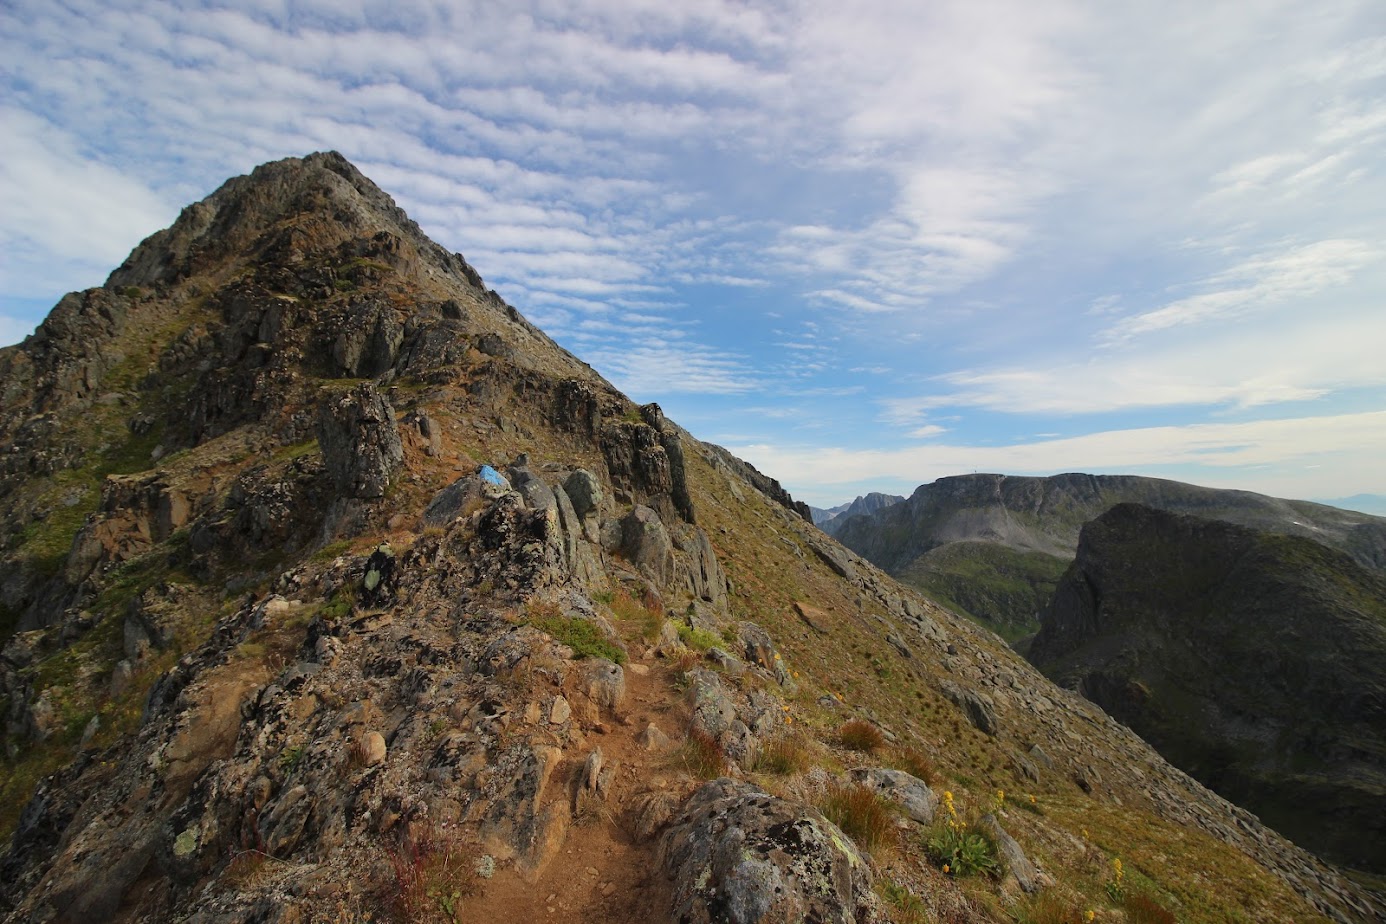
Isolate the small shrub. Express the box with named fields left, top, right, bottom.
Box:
left=817, top=782, right=896, bottom=856
left=838, top=719, right=885, bottom=753
left=678, top=624, right=722, bottom=652
left=754, top=736, right=808, bottom=776
left=1106, top=857, right=1126, bottom=902
left=880, top=879, right=927, bottom=922
left=529, top=613, right=627, bottom=664
left=1123, top=891, right=1177, bottom=924
left=926, top=790, right=1001, bottom=878
left=278, top=745, right=305, bottom=775
left=679, top=728, right=726, bottom=780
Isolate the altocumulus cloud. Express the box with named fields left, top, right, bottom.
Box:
left=2, top=0, right=1384, bottom=504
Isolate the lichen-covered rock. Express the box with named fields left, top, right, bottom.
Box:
left=581, top=659, right=625, bottom=711
left=563, top=468, right=604, bottom=522
left=332, top=297, right=403, bottom=377
left=316, top=382, right=402, bottom=498
left=678, top=526, right=729, bottom=611
left=660, top=778, right=874, bottom=924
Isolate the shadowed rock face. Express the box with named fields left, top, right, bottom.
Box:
left=1030, top=503, right=1386, bottom=874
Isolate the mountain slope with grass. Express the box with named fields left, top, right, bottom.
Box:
left=1029, top=503, right=1386, bottom=880
left=0, top=153, right=1379, bottom=924
left=833, top=473, right=1386, bottom=641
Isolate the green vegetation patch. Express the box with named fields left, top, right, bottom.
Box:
left=528, top=613, right=626, bottom=664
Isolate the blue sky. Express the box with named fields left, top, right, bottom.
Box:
left=3, top=0, right=1384, bottom=509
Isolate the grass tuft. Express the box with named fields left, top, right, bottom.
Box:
left=528, top=610, right=626, bottom=664
left=838, top=719, right=885, bottom=753
left=817, top=782, right=897, bottom=856
left=679, top=728, right=726, bottom=780
left=754, top=736, right=809, bottom=776
left=886, top=746, right=937, bottom=785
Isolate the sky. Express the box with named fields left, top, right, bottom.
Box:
left=2, top=1, right=1384, bottom=511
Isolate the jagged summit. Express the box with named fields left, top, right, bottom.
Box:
left=108, top=151, right=467, bottom=292
left=0, top=155, right=1380, bottom=923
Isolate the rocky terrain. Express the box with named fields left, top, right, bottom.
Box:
left=833, top=473, right=1386, bottom=640
left=0, top=153, right=1380, bottom=923
left=1029, top=503, right=1386, bottom=878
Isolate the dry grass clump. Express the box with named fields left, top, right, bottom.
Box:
left=816, top=782, right=897, bottom=855
left=679, top=728, right=727, bottom=780
left=1124, top=892, right=1177, bottom=924
left=609, top=587, right=663, bottom=639
left=385, top=822, right=479, bottom=923
left=754, top=736, right=809, bottom=776
left=1015, top=890, right=1088, bottom=924
left=838, top=719, right=886, bottom=753
left=886, top=746, right=937, bottom=785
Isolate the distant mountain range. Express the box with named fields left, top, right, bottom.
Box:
left=832, top=473, right=1386, bottom=641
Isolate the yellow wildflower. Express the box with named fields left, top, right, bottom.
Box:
left=942, top=863, right=950, bottom=874
left=1113, top=857, right=1124, bottom=882
left=1085, top=912, right=1095, bottom=923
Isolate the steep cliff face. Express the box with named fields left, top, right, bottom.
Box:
left=0, top=155, right=1379, bottom=924
left=833, top=473, right=1386, bottom=638
left=1030, top=503, right=1386, bottom=875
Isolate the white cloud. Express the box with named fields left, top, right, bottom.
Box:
left=735, top=410, right=1386, bottom=505
left=0, top=109, right=174, bottom=297
left=1100, top=239, right=1379, bottom=345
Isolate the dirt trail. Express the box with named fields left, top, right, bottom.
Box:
left=458, top=652, right=690, bottom=924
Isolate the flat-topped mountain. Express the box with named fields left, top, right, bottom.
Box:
left=833, top=472, right=1386, bottom=639
left=0, top=154, right=1379, bottom=923
left=1029, top=503, right=1386, bottom=875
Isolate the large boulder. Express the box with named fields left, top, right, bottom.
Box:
left=660, top=778, right=875, bottom=924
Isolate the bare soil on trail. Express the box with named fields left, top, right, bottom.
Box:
left=457, top=652, right=693, bottom=924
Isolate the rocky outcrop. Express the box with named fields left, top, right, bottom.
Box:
left=702, top=443, right=812, bottom=523
left=660, top=778, right=875, bottom=924
left=1031, top=503, right=1386, bottom=874
left=316, top=383, right=403, bottom=499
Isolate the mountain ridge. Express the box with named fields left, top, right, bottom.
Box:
left=0, top=153, right=1378, bottom=923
